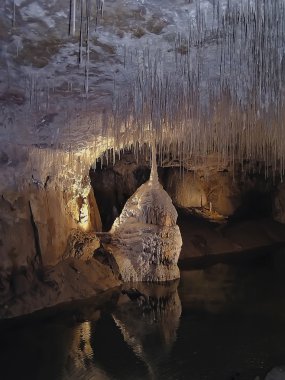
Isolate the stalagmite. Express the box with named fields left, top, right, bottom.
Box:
left=106, top=144, right=182, bottom=282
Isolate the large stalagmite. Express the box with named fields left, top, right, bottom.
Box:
left=107, top=146, right=182, bottom=282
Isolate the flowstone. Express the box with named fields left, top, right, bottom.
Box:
left=106, top=148, right=182, bottom=282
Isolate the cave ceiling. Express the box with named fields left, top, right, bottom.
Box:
left=0, top=0, right=285, bottom=171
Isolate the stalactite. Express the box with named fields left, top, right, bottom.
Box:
left=72, top=0, right=76, bottom=36
left=101, top=0, right=285, bottom=178
left=85, top=0, right=90, bottom=96
left=8, top=0, right=285, bottom=179
left=12, top=0, right=16, bottom=27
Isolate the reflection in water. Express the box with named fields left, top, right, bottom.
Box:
left=180, top=264, right=235, bottom=314
left=62, top=281, right=181, bottom=380
left=57, top=281, right=181, bottom=380
left=113, top=281, right=181, bottom=379
left=180, top=259, right=285, bottom=318
left=3, top=255, right=285, bottom=380
left=68, top=321, right=93, bottom=368
left=63, top=315, right=110, bottom=380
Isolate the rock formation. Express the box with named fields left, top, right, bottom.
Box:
left=106, top=146, right=182, bottom=282
left=1, top=0, right=285, bottom=320
left=0, top=142, right=122, bottom=319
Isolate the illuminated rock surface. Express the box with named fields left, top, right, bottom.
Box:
left=107, top=151, right=182, bottom=282
left=1, top=0, right=285, bottom=317
left=0, top=0, right=285, bottom=170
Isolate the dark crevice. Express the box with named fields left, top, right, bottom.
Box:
left=229, top=189, right=274, bottom=221
left=89, top=152, right=151, bottom=231
left=28, top=201, right=43, bottom=267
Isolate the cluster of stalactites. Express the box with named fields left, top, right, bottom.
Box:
left=109, top=0, right=285, bottom=179
left=11, top=0, right=285, bottom=179
left=69, top=0, right=104, bottom=94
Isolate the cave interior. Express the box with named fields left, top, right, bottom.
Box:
left=1, top=1, right=285, bottom=379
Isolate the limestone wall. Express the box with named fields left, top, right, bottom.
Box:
left=0, top=185, right=102, bottom=271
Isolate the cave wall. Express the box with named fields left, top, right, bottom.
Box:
left=90, top=153, right=279, bottom=228
left=0, top=141, right=115, bottom=275
left=165, top=167, right=275, bottom=220
left=0, top=180, right=101, bottom=272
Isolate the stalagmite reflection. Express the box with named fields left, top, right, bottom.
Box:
left=67, top=321, right=93, bottom=369
left=63, top=313, right=110, bottom=380
left=112, top=281, right=181, bottom=379
left=60, top=281, right=181, bottom=380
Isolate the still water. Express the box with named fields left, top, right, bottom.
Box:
left=1, top=252, right=285, bottom=380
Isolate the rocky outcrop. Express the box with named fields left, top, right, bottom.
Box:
left=165, top=168, right=241, bottom=217
left=0, top=144, right=116, bottom=319
left=204, top=171, right=242, bottom=217
left=65, top=230, right=101, bottom=261
left=0, top=184, right=101, bottom=272
left=0, top=256, right=120, bottom=319
left=106, top=152, right=182, bottom=282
